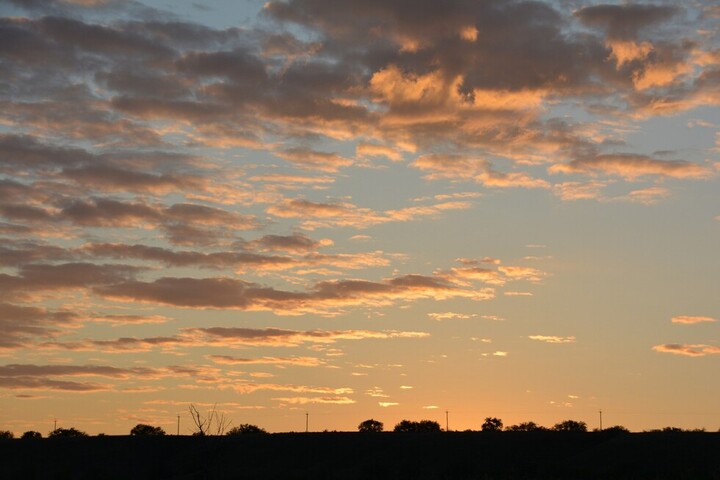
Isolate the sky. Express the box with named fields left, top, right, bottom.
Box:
left=0, top=0, right=718, bottom=435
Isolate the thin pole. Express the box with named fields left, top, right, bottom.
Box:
left=599, top=410, right=603, bottom=431
left=445, top=411, right=449, bottom=432
left=54, top=419, right=57, bottom=431
left=305, top=412, right=309, bottom=433
left=177, top=415, right=180, bottom=435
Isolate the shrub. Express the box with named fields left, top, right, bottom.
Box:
left=602, top=425, right=630, bottom=434
left=0, top=430, right=14, bottom=439
left=506, top=421, right=546, bottom=432
left=553, top=420, right=587, bottom=432
left=358, top=419, right=384, bottom=433
left=48, top=427, right=88, bottom=438
left=130, top=424, right=166, bottom=436
left=21, top=431, right=42, bottom=439
left=393, top=420, right=441, bottom=433
left=481, top=417, right=503, bottom=432
left=226, top=424, right=267, bottom=435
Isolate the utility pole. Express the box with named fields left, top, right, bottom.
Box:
left=305, top=412, right=309, bottom=433
left=177, top=415, right=180, bottom=435
left=54, top=419, right=57, bottom=431
left=599, top=410, right=603, bottom=431
left=445, top=410, right=449, bottom=432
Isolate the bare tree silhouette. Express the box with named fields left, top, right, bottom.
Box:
left=189, top=404, right=231, bottom=436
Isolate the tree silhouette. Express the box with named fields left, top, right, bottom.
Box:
left=21, top=430, right=42, bottom=439
left=481, top=417, right=503, bottom=432
left=130, top=424, right=166, bottom=436
left=0, top=430, right=14, bottom=439
left=553, top=420, right=587, bottom=432
left=601, top=425, right=629, bottom=434
left=189, top=404, right=230, bottom=436
left=506, top=421, right=546, bottom=432
left=226, top=424, right=267, bottom=435
left=48, top=427, right=88, bottom=438
left=358, top=419, right=384, bottom=432
left=393, top=420, right=441, bottom=432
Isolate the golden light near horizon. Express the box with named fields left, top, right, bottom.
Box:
left=0, top=0, right=719, bottom=436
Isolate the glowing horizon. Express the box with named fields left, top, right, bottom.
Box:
left=0, top=0, right=718, bottom=436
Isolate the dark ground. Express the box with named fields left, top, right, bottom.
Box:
left=1, top=431, right=719, bottom=479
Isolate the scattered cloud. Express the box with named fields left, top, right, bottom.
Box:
left=272, top=396, right=355, bottom=405
left=671, top=316, right=717, bottom=325
left=529, top=335, right=576, bottom=344
left=427, top=312, right=476, bottom=321
left=652, top=344, right=720, bottom=357
left=207, top=356, right=326, bottom=367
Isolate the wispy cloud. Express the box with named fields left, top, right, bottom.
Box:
left=671, top=316, right=717, bottom=325
left=529, top=335, right=576, bottom=344
left=652, top=344, right=720, bottom=357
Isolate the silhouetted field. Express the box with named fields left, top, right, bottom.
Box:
left=2, top=431, right=719, bottom=479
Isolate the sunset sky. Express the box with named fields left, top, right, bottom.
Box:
left=1, top=0, right=718, bottom=435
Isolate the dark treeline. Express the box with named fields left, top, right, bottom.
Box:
left=1, top=430, right=719, bottom=479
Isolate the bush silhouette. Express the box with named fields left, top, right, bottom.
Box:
left=226, top=424, right=267, bottom=435
left=21, top=430, right=42, bottom=439
left=0, top=430, right=14, bottom=439
left=130, top=424, right=166, bottom=436
left=393, top=420, right=441, bottom=433
left=358, top=419, right=384, bottom=432
left=48, top=427, right=88, bottom=438
left=602, top=425, right=630, bottom=434
left=553, top=420, right=587, bottom=432
left=506, top=421, right=546, bottom=432
left=481, top=417, right=503, bottom=432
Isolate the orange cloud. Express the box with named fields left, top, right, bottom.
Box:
left=671, top=316, right=717, bottom=324
left=498, top=266, right=548, bottom=283
left=275, top=147, right=353, bottom=172
left=528, top=335, right=576, bottom=344
left=550, top=154, right=711, bottom=180
left=652, top=344, right=720, bottom=357
left=412, top=154, right=549, bottom=188
left=272, top=396, right=355, bottom=405
left=208, top=355, right=325, bottom=367
left=427, top=312, right=476, bottom=321
left=267, top=197, right=472, bottom=230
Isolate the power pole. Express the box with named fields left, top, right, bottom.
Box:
left=445, top=410, right=449, bottom=432
left=305, top=412, right=309, bottom=433
left=177, top=415, right=180, bottom=435
left=54, top=419, right=57, bottom=431
left=599, top=410, right=603, bottom=431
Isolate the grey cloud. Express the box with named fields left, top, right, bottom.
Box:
left=36, top=16, right=175, bottom=59
left=95, top=272, right=474, bottom=313
left=576, top=4, right=680, bottom=39
left=0, top=303, right=79, bottom=349
left=252, top=233, right=323, bottom=252
left=0, top=263, right=142, bottom=300
left=83, top=243, right=295, bottom=269
left=60, top=198, right=162, bottom=227
left=60, top=165, right=204, bottom=194
left=0, top=240, right=73, bottom=266
left=0, top=134, right=94, bottom=170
